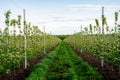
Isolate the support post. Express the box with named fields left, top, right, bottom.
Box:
left=23, top=9, right=27, bottom=69
left=101, top=6, right=104, bottom=67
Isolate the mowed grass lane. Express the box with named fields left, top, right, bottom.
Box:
left=26, top=42, right=103, bottom=80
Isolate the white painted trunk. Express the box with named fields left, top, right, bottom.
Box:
left=80, top=36, right=82, bottom=52
left=43, top=26, right=46, bottom=54
left=24, top=34, right=27, bottom=69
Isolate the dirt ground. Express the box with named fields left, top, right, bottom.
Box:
left=73, top=47, right=120, bottom=80
left=0, top=46, right=120, bottom=80
left=0, top=48, right=53, bottom=80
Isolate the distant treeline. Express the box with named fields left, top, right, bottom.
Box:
left=55, top=35, right=70, bottom=40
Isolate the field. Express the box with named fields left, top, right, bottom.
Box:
left=0, top=4, right=120, bottom=80
left=64, top=34, right=120, bottom=79
left=26, top=42, right=102, bottom=80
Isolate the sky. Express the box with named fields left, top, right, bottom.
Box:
left=0, top=0, right=120, bottom=35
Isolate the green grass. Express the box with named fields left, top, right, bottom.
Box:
left=26, top=43, right=61, bottom=80
left=26, top=42, right=103, bottom=80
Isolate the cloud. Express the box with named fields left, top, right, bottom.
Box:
left=54, top=19, right=66, bottom=22
left=52, top=17, right=63, bottom=19
left=66, top=4, right=101, bottom=8
left=65, top=4, right=120, bottom=11
left=66, top=4, right=120, bottom=8
left=53, top=17, right=101, bottom=23
left=52, top=16, right=66, bottom=22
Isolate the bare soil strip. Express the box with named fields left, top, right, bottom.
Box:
left=0, top=48, right=54, bottom=80
left=73, top=47, right=120, bottom=80
left=1, top=44, right=120, bottom=80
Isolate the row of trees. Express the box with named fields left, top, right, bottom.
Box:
left=64, top=8, right=120, bottom=72
left=0, top=10, right=45, bottom=54
left=0, top=10, right=61, bottom=74
left=83, top=10, right=120, bottom=35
